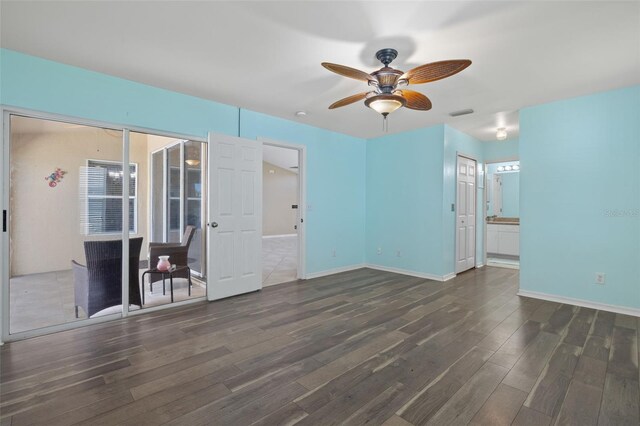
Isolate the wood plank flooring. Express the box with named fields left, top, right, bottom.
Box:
left=1, top=267, right=639, bottom=425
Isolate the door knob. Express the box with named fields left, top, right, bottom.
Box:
left=210, top=222, right=218, bottom=228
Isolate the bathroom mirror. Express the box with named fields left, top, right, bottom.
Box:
left=486, top=161, right=520, bottom=218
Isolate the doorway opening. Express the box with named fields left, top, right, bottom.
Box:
left=485, top=159, right=520, bottom=269
left=261, top=141, right=305, bottom=286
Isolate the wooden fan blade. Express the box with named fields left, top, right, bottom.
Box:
left=322, top=62, right=375, bottom=83
left=329, top=92, right=371, bottom=109
left=400, top=59, right=471, bottom=85
left=397, top=90, right=432, bottom=111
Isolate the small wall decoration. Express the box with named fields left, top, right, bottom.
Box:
left=45, top=168, right=66, bottom=187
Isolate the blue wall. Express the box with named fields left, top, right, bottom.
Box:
left=366, top=126, right=446, bottom=276
left=239, top=110, right=366, bottom=273
left=365, top=125, right=486, bottom=278
left=0, top=49, right=367, bottom=276
left=0, top=49, right=239, bottom=137
left=520, top=86, right=640, bottom=309
left=484, top=138, right=519, bottom=162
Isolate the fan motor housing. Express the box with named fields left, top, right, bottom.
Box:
left=371, top=67, right=403, bottom=93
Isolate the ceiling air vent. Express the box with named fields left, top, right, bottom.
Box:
left=449, top=109, right=474, bottom=117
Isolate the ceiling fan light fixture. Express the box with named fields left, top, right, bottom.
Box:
left=365, top=94, right=407, bottom=116
left=496, top=127, right=508, bottom=141
left=185, top=159, right=201, bottom=166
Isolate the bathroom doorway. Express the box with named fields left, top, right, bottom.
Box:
left=485, top=160, right=520, bottom=268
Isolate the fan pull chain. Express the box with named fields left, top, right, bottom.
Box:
left=383, top=115, right=388, bottom=132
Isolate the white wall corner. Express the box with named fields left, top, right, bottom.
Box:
left=517, top=289, right=640, bottom=317
left=442, top=272, right=456, bottom=281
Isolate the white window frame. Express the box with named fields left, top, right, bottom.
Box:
left=85, top=159, right=139, bottom=235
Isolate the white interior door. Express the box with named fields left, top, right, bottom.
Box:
left=207, top=132, right=262, bottom=301
left=456, top=155, right=477, bottom=273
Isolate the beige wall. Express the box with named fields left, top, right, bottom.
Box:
left=263, top=162, right=298, bottom=236
left=10, top=119, right=150, bottom=276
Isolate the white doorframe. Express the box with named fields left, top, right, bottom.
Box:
left=454, top=152, right=478, bottom=274
left=1, top=110, right=8, bottom=345
left=258, top=137, right=307, bottom=280
left=0, top=106, right=208, bottom=342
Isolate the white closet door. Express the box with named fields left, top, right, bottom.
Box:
left=207, top=132, right=262, bottom=300
left=456, top=155, right=477, bottom=273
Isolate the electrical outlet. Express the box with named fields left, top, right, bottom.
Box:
left=595, top=273, right=605, bottom=285
left=332, top=249, right=336, bottom=257
left=396, top=250, right=402, bottom=257
left=377, top=247, right=382, bottom=255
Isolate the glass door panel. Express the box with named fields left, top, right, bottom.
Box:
left=167, top=145, right=182, bottom=244
left=151, top=150, right=165, bottom=243
left=184, top=141, right=204, bottom=275
left=131, top=133, right=207, bottom=310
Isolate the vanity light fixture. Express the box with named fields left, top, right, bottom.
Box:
left=495, top=162, right=520, bottom=173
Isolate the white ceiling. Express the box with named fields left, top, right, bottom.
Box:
left=1, top=1, right=639, bottom=141
left=263, top=145, right=299, bottom=174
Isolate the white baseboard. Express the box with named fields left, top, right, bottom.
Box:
left=365, top=263, right=454, bottom=282
left=304, top=263, right=458, bottom=283
left=517, top=289, right=640, bottom=317
left=305, top=264, right=366, bottom=279
left=262, top=234, right=297, bottom=239
left=486, top=261, right=519, bottom=270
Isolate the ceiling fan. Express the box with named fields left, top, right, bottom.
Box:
left=322, top=48, right=471, bottom=126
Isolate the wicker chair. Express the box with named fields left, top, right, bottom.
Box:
left=147, top=226, right=196, bottom=286
left=72, top=237, right=143, bottom=318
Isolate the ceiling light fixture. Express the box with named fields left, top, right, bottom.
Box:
left=365, top=94, right=407, bottom=116
left=185, top=159, right=200, bottom=166
left=496, top=128, right=508, bottom=141
left=295, top=111, right=307, bottom=117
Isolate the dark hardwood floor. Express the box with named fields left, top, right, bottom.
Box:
left=1, top=267, right=638, bottom=425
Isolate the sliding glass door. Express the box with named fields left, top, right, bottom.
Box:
left=150, top=140, right=205, bottom=276
left=3, top=112, right=208, bottom=339
left=7, top=115, right=125, bottom=335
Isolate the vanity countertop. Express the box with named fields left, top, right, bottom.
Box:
left=487, top=217, right=520, bottom=225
